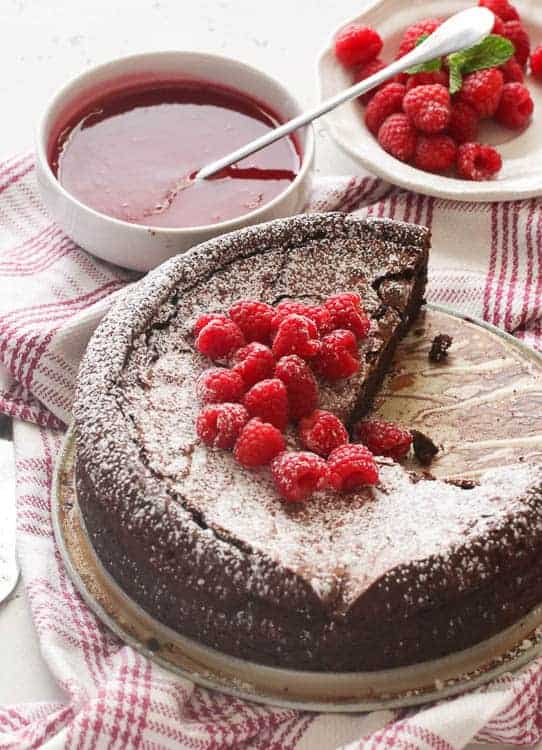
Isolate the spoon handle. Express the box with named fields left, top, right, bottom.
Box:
left=196, top=6, right=494, bottom=181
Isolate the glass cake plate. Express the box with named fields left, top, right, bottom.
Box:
left=52, top=305, right=542, bottom=712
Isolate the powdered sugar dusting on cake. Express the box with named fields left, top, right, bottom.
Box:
left=72, top=214, right=542, bottom=670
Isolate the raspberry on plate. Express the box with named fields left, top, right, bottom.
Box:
left=365, top=82, right=406, bottom=135
left=243, top=378, right=289, bottom=430
left=327, top=444, right=379, bottom=491
left=495, top=82, right=533, bottom=129
left=232, top=342, right=275, bottom=388
left=448, top=101, right=479, bottom=144
left=271, top=451, right=330, bottom=503
left=492, top=14, right=506, bottom=36
left=397, top=18, right=443, bottom=58
left=229, top=299, right=275, bottom=343
left=502, top=20, right=530, bottom=68
left=299, top=410, right=348, bottom=457
left=479, top=0, right=519, bottom=22
left=403, top=84, right=451, bottom=134
left=193, top=312, right=229, bottom=336
left=459, top=68, right=504, bottom=118
left=405, top=70, right=449, bottom=91
left=274, top=355, right=319, bottom=421
left=196, top=318, right=245, bottom=361
left=234, top=418, right=286, bottom=467
left=414, top=135, right=456, bottom=173
left=196, top=403, right=249, bottom=449
left=531, top=44, right=542, bottom=81
left=354, top=418, right=412, bottom=460
left=378, top=114, right=417, bottom=163
left=354, top=58, right=387, bottom=105
left=500, top=56, right=524, bottom=83
left=196, top=367, right=245, bottom=404
left=456, top=143, right=502, bottom=181
left=272, top=314, right=321, bottom=360
left=314, top=329, right=360, bottom=381
left=334, top=24, right=383, bottom=68
left=272, top=300, right=331, bottom=335
left=324, top=293, right=371, bottom=339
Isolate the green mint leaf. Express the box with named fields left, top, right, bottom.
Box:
left=447, top=35, right=514, bottom=76
left=406, top=34, right=442, bottom=74
left=406, top=58, right=442, bottom=74
left=448, top=62, right=463, bottom=95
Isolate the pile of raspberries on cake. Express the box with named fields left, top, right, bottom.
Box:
left=334, top=0, right=539, bottom=180
left=193, top=295, right=415, bottom=503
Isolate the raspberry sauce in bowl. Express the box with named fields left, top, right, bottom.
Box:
left=36, top=51, right=314, bottom=271
left=49, top=80, right=300, bottom=229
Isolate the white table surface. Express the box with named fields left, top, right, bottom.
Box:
left=0, top=1, right=533, bottom=746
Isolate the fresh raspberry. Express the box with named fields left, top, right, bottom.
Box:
left=334, top=24, right=383, bottom=68
left=229, top=299, right=275, bottom=343
left=448, top=101, right=479, bottom=144
left=502, top=21, right=530, bottom=68
left=233, top=418, right=286, bottom=467
left=459, top=68, right=504, bottom=118
left=327, top=444, right=379, bottom=491
left=414, top=135, right=456, bottom=173
left=405, top=70, right=448, bottom=91
left=243, top=378, right=288, bottom=430
left=531, top=44, right=542, bottom=81
left=232, top=343, right=275, bottom=388
left=365, top=82, right=406, bottom=135
left=354, top=58, right=387, bottom=105
left=313, top=330, right=360, bottom=381
left=456, top=143, right=502, bottom=181
left=272, top=301, right=331, bottom=334
left=403, top=84, right=451, bottom=134
left=377, top=114, right=417, bottom=162
left=193, top=312, right=229, bottom=337
left=479, top=0, right=519, bottom=21
left=196, top=367, right=245, bottom=404
left=299, top=410, right=348, bottom=457
left=393, top=72, right=409, bottom=85
left=196, top=319, right=245, bottom=361
left=500, top=55, right=524, bottom=82
left=272, top=314, right=321, bottom=360
left=324, top=293, right=371, bottom=339
left=271, top=451, right=329, bottom=503
left=274, top=355, right=319, bottom=421
left=492, top=14, right=506, bottom=36
left=196, top=403, right=249, bottom=449
left=397, top=18, right=443, bottom=58
left=495, top=82, right=533, bottom=129
left=329, top=292, right=361, bottom=305
left=354, top=418, right=412, bottom=460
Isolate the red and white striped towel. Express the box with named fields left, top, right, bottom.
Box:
left=2, top=152, right=542, bottom=749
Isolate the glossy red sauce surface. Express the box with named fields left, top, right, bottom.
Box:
left=50, top=80, right=301, bottom=228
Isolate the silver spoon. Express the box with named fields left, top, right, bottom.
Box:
left=195, top=6, right=494, bottom=182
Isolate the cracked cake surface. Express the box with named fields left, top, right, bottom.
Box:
left=74, top=213, right=542, bottom=672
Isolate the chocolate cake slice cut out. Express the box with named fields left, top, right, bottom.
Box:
left=75, top=213, right=542, bottom=672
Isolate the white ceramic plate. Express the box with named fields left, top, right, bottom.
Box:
left=317, top=0, right=542, bottom=202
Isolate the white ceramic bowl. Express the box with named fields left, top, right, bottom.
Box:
left=317, top=0, right=542, bottom=202
left=36, top=51, right=314, bottom=271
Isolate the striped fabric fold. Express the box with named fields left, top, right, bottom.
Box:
left=1, top=155, right=542, bottom=749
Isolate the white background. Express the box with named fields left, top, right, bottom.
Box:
left=0, top=2, right=530, bottom=747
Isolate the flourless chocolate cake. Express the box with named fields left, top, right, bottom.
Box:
left=74, top=213, right=542, bottom=672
